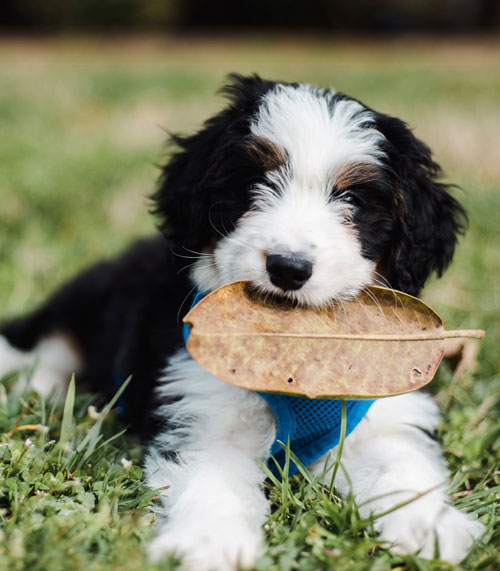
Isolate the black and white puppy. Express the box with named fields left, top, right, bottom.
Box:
left=0, top=75, right=484, bottom=569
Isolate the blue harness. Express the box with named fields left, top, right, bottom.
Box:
left=183, top=291, right=374, bottom=476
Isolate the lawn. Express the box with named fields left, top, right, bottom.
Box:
left=0, top=35, right=499, bottom=570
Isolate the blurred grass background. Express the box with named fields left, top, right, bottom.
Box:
left=0, top=35, right=499, bottom=569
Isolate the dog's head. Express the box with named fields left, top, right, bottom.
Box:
left=152, top=74, right=466, bottom=305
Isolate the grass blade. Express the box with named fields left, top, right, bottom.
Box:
left=74, top=376, right=131, bottom=469
left=329, top=399, right=347, bottom=497
left=59, top=374, right=75, bottom=443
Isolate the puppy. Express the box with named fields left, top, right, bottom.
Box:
left=0, top=74, right=484, bottom=569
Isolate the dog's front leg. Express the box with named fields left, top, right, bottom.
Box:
left=309, top=392, right=484, bottom=563
left=144, top=351, right=276, bottom=571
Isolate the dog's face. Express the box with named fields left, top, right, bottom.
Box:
left=195, top=87, right=386, bottom=307
left=153, top=75, right=466, bottom=305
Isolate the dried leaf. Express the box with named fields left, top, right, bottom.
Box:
left=184, top=282, right=484, bottom=398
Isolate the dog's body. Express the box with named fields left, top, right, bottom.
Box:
left=0, top=75, right=484, bottom=568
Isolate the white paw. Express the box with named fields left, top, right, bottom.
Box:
left=0, top=334, right=78, bottom=398
left=0, top=335, right=27, bottom=378
left=148, top=520, right=264, bottom=571
left=377, top=501, right=484, bottom=563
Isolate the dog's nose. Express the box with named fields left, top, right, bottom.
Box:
left=266, top=254, right=313, bottom=291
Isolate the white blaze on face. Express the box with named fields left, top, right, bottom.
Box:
left=192, top=83, right=386, bottom=307
left=252, top=84, right=385, bottom=190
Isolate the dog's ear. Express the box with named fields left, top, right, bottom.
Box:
left=375, top=114, right=467, bottom=296
left=151, top=74, right=275, bottom=251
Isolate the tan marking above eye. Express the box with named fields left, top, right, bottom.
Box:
left=332, top=162, right=383, bottom=191
left=245, top=136, right=286, bottom=172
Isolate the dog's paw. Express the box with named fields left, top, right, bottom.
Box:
left=148, top=520, right=264, bottom=571
left=377, top=501, right=484, bottom=563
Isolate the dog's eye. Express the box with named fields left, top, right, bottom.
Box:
left=338, top=192, right=359, bottom=207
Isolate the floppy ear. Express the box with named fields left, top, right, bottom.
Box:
left=375, top=114, right=467, bottom=296
left=150, top=74, right=276, bottom=252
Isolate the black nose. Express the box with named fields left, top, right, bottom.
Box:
left=266, top=254, right=313, bottom=291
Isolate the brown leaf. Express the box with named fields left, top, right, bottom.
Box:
left=184, top=282, right=484, bottom=399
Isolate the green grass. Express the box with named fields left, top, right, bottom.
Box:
left=1, top=35, right=499, bottom=569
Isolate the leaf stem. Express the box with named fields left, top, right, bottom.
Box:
left=190, top=329, right=485, bottom=340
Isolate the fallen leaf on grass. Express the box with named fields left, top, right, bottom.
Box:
left=184, top=281, right=484, bottom=399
